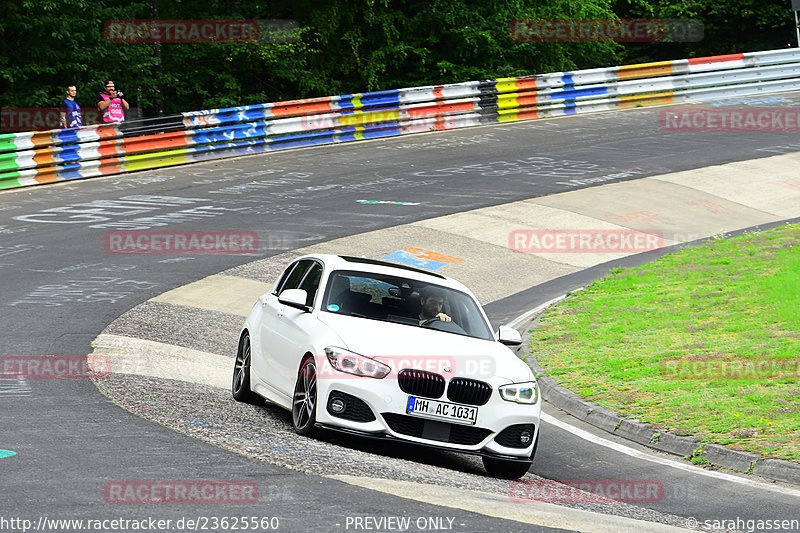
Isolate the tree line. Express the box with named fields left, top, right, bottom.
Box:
left=0, top=0, right=795, bottom=121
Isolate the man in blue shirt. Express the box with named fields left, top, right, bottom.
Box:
left=59, top=85, right=83, bottom=128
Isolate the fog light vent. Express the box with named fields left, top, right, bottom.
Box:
left=326, top=390, right=376, bottom=422
left=495, top=424, right=536, bottom=449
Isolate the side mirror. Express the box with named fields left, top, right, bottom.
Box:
left=498, top=325, right=522, bottom=346
left=278, top=288, right=311, bottom=312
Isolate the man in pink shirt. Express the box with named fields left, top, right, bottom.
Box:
left=97, top=80, right=129, bottom=122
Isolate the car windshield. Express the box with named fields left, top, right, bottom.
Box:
left=321, top=270, right=494, bottom=341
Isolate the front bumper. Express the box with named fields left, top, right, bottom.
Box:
left=313, top=366, right=541, bottom=459
left=316, top=423, right=536, bottom=463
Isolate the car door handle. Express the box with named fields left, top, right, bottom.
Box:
left=277, top=306, right=284, bottom=318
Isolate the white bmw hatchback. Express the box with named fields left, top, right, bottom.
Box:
left=232, top=254, right=540, bottom=478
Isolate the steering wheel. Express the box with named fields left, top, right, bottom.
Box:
left=421, top=317, right=441, bottom=327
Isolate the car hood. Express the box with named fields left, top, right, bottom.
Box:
left=317, top=312, right=532, bottom=382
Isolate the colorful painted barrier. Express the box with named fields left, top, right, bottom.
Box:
left=2, top=48, right=800, bottom=190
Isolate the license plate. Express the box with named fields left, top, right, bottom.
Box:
left=406, top=396, right=478, bottom=425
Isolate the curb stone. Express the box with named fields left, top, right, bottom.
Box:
left=513, top=304, right=800, bottom=487
left=753, top=459, right=800, bottom=485
left=702, top=444, right=762, bottom=474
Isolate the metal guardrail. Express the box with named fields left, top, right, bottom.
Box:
left=2, top=48, right=800, bottom=190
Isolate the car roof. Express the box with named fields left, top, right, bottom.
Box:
left=339, top=255, right=446, bottom=279
left=297, top=254, right=468, bottom=290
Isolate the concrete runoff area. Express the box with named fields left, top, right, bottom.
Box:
left=150, top=275, right=271, bottom=316
left=653, top=154, right=800, bottom=219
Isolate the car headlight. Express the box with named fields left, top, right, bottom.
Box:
left=498, top=381, right=539, bottom=404
left=324, top=347, right=391, bottom=379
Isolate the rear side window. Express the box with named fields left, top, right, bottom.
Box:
left=274, top=260, right=313, bottom=295
left=298, top=262, right=323, bottom=306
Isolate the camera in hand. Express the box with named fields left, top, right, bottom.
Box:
left=115, top=90, right=124, bottom=98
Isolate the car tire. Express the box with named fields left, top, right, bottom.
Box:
left=292, top=356, right=320, bottom=437
left=482, top=437, right=537, bottom=479
left=232, top=333, right=262, bottom=404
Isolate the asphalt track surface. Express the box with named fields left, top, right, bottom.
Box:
left=2, top=93, right=800, bottom=532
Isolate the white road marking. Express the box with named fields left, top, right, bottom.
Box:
left=541, top=412, right=800, bottom=498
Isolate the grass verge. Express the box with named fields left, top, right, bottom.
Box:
left=533, top=223, right=800, bottom=462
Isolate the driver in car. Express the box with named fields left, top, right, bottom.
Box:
left=418, top=286, right=452, bottom=325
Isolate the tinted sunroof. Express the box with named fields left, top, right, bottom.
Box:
left=339, top=255, right=446, bottom=279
